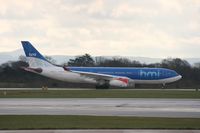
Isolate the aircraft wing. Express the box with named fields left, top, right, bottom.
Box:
left=71, top=70, right=130, bottom=87
left=71, top=70, right=116, bottom=81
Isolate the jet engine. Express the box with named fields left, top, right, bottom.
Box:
left=109, top=77, right=129, bottom=87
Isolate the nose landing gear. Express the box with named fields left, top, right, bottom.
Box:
left=162, top=83, right=166, bottom=89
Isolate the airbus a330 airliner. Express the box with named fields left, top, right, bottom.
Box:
left=21, top=41, right=182, bottom=89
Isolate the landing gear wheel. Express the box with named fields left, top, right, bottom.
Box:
left=96, top=80, right=110, bottom=89
left=162, top=83, right=166, bottom=89
left=95, top=84, right=110, bottom=89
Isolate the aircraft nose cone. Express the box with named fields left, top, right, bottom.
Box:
left=178, top=75, right=182, bottom=80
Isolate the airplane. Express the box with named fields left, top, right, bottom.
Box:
left=21, top=41, right=182, bottom=89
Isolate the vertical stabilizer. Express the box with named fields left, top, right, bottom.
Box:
left=21, top=41, right=54, bottom=68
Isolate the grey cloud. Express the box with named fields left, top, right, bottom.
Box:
left=0, top=0, right=200, bottom=57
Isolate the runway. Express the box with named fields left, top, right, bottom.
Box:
left=0, top=98, right=200, bottom=118
left=0, top=130, right=200, bottom=133
left=0, top=88, right=197, bottom=91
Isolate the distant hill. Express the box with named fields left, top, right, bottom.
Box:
left=0, top=49, right=24, bottom=64
left=1, top=49, right=200, bottom=65
left=0, top=49, right=74, bottom=65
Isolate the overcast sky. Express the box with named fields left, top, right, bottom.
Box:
left=0, top=0, right=200, bottom=58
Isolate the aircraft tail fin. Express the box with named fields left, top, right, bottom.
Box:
left=21, top=41, right=54, bottom=68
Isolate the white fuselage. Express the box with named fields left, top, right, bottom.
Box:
left=38, top=67, right=182, bottom=86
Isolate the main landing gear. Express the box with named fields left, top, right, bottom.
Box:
left=95, top=80, right=110, bottom=89
left=95, top=84, right=110, bottom=89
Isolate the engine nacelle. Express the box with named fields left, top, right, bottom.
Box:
left=109, top=77, right=129, bottom=87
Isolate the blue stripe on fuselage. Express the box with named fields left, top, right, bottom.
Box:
left=68, top=67, right=179, bottom=80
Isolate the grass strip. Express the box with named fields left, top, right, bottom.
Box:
left=0, top=115, right=200, bottom=129
left=0, top=90, right=199, bottom=98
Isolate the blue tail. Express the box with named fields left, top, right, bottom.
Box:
left=21, top=41, right=47, bottom=61
left=21, top=41, right=54, bottom=67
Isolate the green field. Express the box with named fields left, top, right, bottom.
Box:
left=0, top=89, right=199, bottom=98
left=0, top=115, right=200, bottom=129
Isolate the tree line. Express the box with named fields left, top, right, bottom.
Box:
left=0, top=54, right=200, bottom=88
